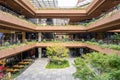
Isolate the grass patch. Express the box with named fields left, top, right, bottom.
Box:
left=46, top=60, right=70, bottom=69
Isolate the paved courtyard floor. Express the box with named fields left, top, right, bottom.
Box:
left=15, top=58, right=79, bottom=80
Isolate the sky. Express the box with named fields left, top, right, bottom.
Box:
left=58, top=0, right=78, bottom=8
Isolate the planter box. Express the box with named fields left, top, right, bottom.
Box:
left=0, top=44, right=35, bottom=59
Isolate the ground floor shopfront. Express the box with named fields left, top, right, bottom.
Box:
left=0, top=48, right=39, bottom=79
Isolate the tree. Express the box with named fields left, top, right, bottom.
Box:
left=46, top=45, right=69, bottom=64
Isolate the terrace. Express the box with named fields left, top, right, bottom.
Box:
left=0, top=41, right=120, bottom=59
left=0, top=4, right=120, bottom=32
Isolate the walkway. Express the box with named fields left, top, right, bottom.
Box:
left=1, top=42, right=120, bottom=59
left=16, top=58, right=79, bottom=80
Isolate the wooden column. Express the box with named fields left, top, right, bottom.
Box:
left=22, top=32, right=26, bottom=42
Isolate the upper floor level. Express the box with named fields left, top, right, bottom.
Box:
left=0, top=6, right=120, bottom=32
left=0, top=0, right=120, bottom=22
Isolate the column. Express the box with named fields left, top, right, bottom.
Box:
left=38, top=48, right=42, bottom=58
left=38, top=32, right=42, bottom=58
left=22, top=32, right=26, bottom=42
left=97, top=33, right=103, bottom=40
left=38, top=33, right=42, bottom=42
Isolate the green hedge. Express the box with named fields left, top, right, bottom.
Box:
left=46, top=60, right=70, bottom=69
left=86, top=41, right=120, bottom=50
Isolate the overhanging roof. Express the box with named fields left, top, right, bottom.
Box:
left=108, top=29, right=120, bottom=32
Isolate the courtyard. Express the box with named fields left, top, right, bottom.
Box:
left=15, top=58, right=78, bottom=80
left=0, top=0, right=120, bottom=80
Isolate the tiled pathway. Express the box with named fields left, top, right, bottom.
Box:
left=15, top=58, right=79, bottom=80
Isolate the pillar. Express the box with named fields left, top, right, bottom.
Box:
left=22, top=32, right=26, bottom=42
left=97, top=33, right=103, bottom=40
left=38, top=32, right=42, bottom=58
left=36, top=18, right=39, bottom=24
left=38, top=33, right=42, bottom=42
left=38, top=48, right=42, bottom=58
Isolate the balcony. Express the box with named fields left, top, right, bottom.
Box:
left=87, top=10, right=120, bottom=31
left=0, top=6, right=120, bottom=32
left=36, top=26, right=86, bottom=32
left=0, top=11, right=36, bottom=31
left=0, top=41, right=120, bottom=59
left=0, top=0, right=119, bottom=21
left=0, top=42, right=35, bottom=59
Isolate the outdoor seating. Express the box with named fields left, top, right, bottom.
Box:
left=23, top=59, right=33, bottom=62
left=13, top=64, right=24, bottom=69
left=4, top=67, right=19, bottom=73
left=18, top=61, right=30, bottom=65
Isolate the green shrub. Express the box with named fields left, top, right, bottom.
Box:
left=73, top=56, right=95, bottom=80
left=98, top=40, right=103, bottom=44
left=86, top=41, right=99, bottom=45
left=109, top=70, right=120, bottom=80
left=91, top=38, right=96, bottom=42
left=108, top=44, right=120, bottom=50
left=24, top=39, right=28, bottom=44
left=46, top=59, right=69, bottom=69
left=46, top=45, right=69, bottom=65
left=17, top=40, right=21, bottom=45
left=42, top=39, right=46, bottom=42
left=4, top=41, right=10, bottom=46
left=81, top=39, right=85, bottom=42
left=73, top=52, right=120, bottom=80
left=85, top=41, right=120, bottom=50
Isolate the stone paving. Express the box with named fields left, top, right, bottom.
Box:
left=15, top=58, right=79, bottom=80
